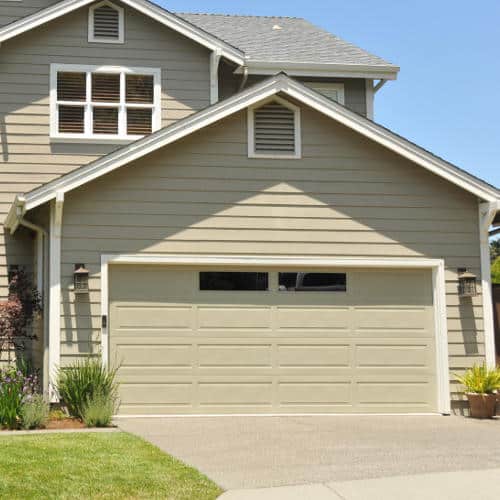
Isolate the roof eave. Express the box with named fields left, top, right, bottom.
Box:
left=4, top=196, right=26, bottom=234
left=0, top=0, right=245, bottom=65
left=239, top=61, right=400, bottom=80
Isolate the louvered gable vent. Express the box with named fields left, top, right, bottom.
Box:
left=89, top=1, right=123, bottom=43
left=253, top=100, right=298, bottom=156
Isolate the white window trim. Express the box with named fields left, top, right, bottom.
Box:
left=305, top=82, right=345, bottom=105
left=88, top=0, right=124, bottom=44
left=248, top=95, right=302, bottom=160
left=50, top=63, right=161, bottom=142
left=100, top=254, right=451, bottom=416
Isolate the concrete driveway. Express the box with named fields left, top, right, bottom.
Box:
left=118, top=415, right=500, bottom=490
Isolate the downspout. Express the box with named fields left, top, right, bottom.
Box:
left=17, top=216, right=49, bottom=394
left=479, top=201, right=499, bottom=368
left=238, top=65, right=249, bottom=92
left=210, top=49, right=222, bottom=104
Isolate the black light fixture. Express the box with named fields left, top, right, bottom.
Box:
left=458, top=268, right=477, bottom=297
left=73, top=264, right=89, bottom=294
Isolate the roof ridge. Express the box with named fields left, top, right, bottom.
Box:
left=175, top=12, right=302, bottom=20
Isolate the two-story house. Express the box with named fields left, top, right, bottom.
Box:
left=0, top=0, right=499, bottom=416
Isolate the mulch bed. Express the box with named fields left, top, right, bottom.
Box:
left=45, top=418, right=86, bottom=430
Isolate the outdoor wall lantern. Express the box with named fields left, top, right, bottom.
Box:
left=458, top=268, right=477, bottom=298
left=73, top=264, right=89, bottom=294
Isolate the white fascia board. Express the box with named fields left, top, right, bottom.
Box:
left=239, top=62, right=399, bottom=80
left=21, top=74, right=500, bottom=212
left=0, top=0, right=245, bottom=65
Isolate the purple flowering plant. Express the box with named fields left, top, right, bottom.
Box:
left=0, top=366, right=39, bottom=429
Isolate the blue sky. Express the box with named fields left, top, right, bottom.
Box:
left=159, top=0, right=499, bottom=188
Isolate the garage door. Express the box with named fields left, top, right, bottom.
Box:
left=109, top=265, right=437, bottom=415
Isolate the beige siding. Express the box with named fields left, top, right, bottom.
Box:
left=0, top=1, right=211, bottom=295
left=53, top=100, right=484, bottom=411
left=219, top=61, right=367, bottom=116
left=0, top=0, right=61, bottom=28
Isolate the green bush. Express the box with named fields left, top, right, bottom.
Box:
left=20, top=394, right=49, bottom=429
left=56, top=358, right=119, bottom=419
left=0, top=366, right=39, bottom=429
left=456, top=363, right=500, bottom=394
left=82, top=392, right=116, bottom=427
left=492, top=257, right=500, bottom=285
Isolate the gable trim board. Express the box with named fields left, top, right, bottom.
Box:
left=0, top=0, right=245, bottom=65
left=5, top=74, right=499, bottom=234
left=100, top=254, right=450, bottom=416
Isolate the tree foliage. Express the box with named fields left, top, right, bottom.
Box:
left=491, top=239, right=500, bottom=263
left=492, top=257, right=500, bottom=285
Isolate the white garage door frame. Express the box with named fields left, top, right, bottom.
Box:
left=100, top=254, right=451, bottom=415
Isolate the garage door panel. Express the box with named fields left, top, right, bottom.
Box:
left=351, top=270, right=433, bottom=304
left=354, top=307, right=432, bottom=331
left=113, top=344, right=193, bottom=367
left=198, top=382, right=273, bottom=406
left=357, top=381, right=433, bottom=406
left=197, top=307, right=272, bottom=329
left=275, top=307, right=351, bottom=330
left=113, top=305, right=193, bottom=330
left=279, top=382, right=352, bottom=406
left=278, top=344, right=351, bottom=367
left=198, top=344, right=272, bottom=367
left=356, top=344, right=433, bottom=368
left=110, top=265, right=437, bottom=414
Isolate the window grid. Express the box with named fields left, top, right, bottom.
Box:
left=51, top=65, right=160, bottom=141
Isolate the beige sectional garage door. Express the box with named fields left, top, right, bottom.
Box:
left=109, top=265, right=437, bottom=415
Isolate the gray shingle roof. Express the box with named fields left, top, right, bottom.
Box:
left=176, top=13, right=397, bottom=69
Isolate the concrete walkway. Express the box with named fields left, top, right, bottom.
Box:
left=218, top=468, right=500, bottom=499
left=118, top=415, right=500, bottom=490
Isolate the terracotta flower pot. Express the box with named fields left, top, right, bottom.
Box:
left=466, top=393, right=498, bottom=419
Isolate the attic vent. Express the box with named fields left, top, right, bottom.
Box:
left=89, top=1, right=124, bottom=43
left=249, top=98, right=301, bottom=158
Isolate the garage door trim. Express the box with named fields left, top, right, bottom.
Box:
left=100, top=254, right=450, bottom=415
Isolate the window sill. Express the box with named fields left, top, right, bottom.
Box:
left=50, top=136, right=142, bottom=145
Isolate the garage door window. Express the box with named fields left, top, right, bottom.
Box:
left=200, top=272, right=269, bottom=291
left=278, top=272, right=347, bottom=292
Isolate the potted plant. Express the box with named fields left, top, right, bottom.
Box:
left=456, top=364, right=500, bottom=419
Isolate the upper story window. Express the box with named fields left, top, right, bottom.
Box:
left=305, top=82, right=345, bottom=105
left=248, top=96, right=301, bottom=159
left=50, top=64, right=161, bottom=142
left=88, top=1, right=124, bottom=44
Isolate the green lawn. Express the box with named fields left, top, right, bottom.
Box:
left=0, top=432, right=223, bottom=500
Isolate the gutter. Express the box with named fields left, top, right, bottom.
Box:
left=235, top=61, right=400, bottom=80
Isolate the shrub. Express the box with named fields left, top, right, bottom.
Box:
left=0, top=270, right=41, bottom=363
left=82, top=392, right=116, bottom=427
left=0, top=366, right=39, bottom=429
left=456, top=364, right=500, bottom=394
left=20, top=394, right=49, bottom=430
left=56, top=358, right=119, bottom=419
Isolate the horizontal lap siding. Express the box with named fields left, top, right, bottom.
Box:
left=219, top=64, right=367, bottom=116
left=58, top=104, right=483, bottom=411
left=0, top=2, right=210, bottom=294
